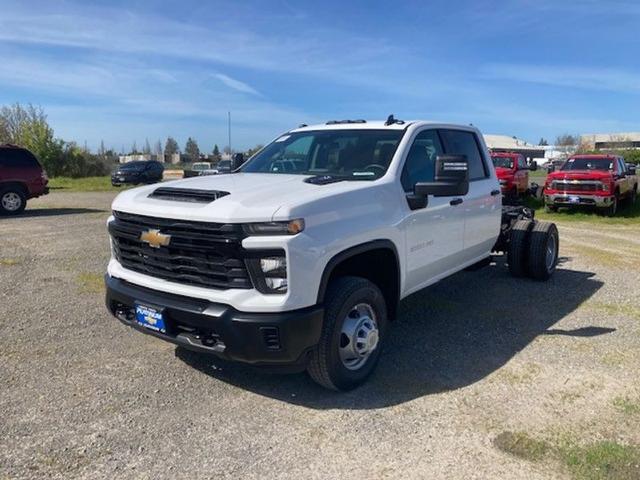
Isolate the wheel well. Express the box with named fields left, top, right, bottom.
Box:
left=318, top=242, right=400, bottom=320
left=0, top=182, right=28, bottom=195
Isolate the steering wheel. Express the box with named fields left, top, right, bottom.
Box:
left=363, top=164, right=386, bottom=175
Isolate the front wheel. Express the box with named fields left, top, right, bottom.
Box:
left=308, top=276, right=387, bottom=391
left=603, top=195, right=618, bottom=217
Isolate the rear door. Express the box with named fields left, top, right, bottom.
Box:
left=400, top=128, right=466, bottom=293
left=439, top=129, right=501, bottom=263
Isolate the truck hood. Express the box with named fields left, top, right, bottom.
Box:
left=494, top=167, right=514, bottom=179
left=111, top=173, right=375, bottom=223
left=548, top=170, right=612, bottom=181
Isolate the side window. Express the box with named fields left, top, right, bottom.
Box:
left=439, top=129, right=488, bottom=181
left=0, top=149, right=38, bottom=168
left=401, top=129, right=444, bottom=192
left=618, top=158, right=626, bottom=173
left=518, top=156, right=527, bottom=169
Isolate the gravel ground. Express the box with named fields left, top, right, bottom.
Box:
left=1, top=192, right=639, bottom=479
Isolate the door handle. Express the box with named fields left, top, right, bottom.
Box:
left=491, top=189, right=500, bottom=196
left=450, top=198, right=463, bottom=206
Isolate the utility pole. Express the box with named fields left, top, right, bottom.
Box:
left=228, top=111, right=231, bottom=156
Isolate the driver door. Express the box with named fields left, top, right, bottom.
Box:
left=400, top=129, right=465, bottom=293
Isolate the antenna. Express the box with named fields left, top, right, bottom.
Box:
left=228, top=111, right=231, bottom=155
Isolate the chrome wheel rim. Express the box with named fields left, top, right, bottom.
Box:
left=546, top=234, right=557, bottom=271
left=339, top=303, right=379, bottom=371
left=1, top=192, right=22, bottom=211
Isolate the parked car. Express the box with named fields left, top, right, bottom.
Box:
left=216, top=159, right=233, bottom=173
left=111, top=161, right=164, bottom=186
left=544, top=154, right=637, bottom=215
left=105, top=118, right=559, bottom=390
left=183, top=162, right=219, bottom=178
left=0, top=144, right=49, bottom=215
left=490, top=151, right=537, bottom=198
left=542, top=159, right=566, bottom=173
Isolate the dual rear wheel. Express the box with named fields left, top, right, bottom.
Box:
left=508, top=220, right=559, bottom=280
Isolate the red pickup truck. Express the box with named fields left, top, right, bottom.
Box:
left=0, top=144, right=49, bottom=215
left=544, top=154, right=637, bottom=216
left=490, top=152, right=536, bottom=198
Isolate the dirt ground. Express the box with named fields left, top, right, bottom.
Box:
left=1, top=191, right=639, bottom=479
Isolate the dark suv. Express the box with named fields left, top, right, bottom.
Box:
left=112, top=161, right=164, bottom=186
left=0, top=144, right=49, bottom=215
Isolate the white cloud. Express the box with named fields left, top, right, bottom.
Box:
left=213, top=74, right=260, bottom=96
left=482, top=63, right=640, bottom=94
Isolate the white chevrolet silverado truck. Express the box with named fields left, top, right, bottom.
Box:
left=106, top=117, right=559, bottom=390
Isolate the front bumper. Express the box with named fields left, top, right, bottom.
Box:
left=105, top=275, right=323, bottom=369
left=545, top=192, right=614, bottom=208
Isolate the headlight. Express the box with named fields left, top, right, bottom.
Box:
left=246, top=253, right=288, bottom=294
left=243, top=219, right=304, bottom=236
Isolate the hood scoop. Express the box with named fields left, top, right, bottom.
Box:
left=148, top=187, right=230, bottom=203
left=304, top=175, right=347, bottom=185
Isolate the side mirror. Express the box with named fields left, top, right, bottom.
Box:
left=414, top=155, right=469, bottom=198
left=529, top=161, right=538, bottom=171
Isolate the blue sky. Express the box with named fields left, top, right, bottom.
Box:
left=1, top=0, right=639, bottom=153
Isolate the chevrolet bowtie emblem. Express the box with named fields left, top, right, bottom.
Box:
left=140, top=229, right=171, bottom=248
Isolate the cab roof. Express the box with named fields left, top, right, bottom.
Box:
left=289, top=119, right=478, bottom=133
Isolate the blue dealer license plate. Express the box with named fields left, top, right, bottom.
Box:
left=135, top=303, right=166, bottom=333
left=568, top=195, right=580, bottom=204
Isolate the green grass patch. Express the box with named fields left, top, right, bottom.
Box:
left=524, top=197, right=640, bottom=225
left=0, top=258, right=21, bottom=266
left=49, top=176, right=122, bottom=192
left=495, top=432, right=640, bottom=480
left=613, top=397, right=640, bottom=416
left=76, top=272, right=104, bottom=293
left=562, top=441, right=640, bottom=480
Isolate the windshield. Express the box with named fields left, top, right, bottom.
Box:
left=217, top=160, right=231, bottom=171
left=119, top=162, right=146, bottom=171
left=491, top=156, right=514, bottom=169
left=240, top=129, right=404, bottom=179
left=561, top=157, right=613, bottom=171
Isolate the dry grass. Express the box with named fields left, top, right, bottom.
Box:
left=76, top=272, right=104, bottom=293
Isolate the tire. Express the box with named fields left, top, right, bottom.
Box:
left=0, top=187, right=27, bottom=215
left=527, top=221, right=559, bottom=281
left=603, top=194, right=618, bottom=217
left=507, top=219, right=533, bottom=278
left=307, top=276, right=388, bottom=391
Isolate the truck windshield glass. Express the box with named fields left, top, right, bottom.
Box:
left=240, top=130, right=404, bottom=179
left=491, top=156, right=514, bottom=169
left=561, top=158, right=613, bottom=171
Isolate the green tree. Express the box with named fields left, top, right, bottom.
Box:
left=164, top=136, right=179, bottom=156
left=143, top=138, right=151, bottom=154
left=538, top=138, right=548, bottom=146
left=185, top=137, right=200, bottom=162
left=212, top=144, right=220, bottom=158
left=0, top=103, right=64, bottom=175
left=245, top=144, right=263, bottom=158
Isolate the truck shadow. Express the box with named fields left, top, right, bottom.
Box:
left=5, top=208, right=105, bottom=218
left=176, top=259, right=605, bottom=409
